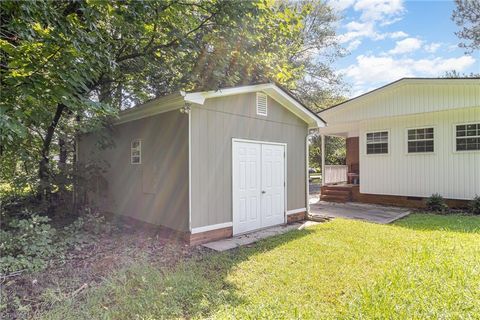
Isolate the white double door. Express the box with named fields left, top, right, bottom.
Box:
left=233, top=140, right=285, bottom=235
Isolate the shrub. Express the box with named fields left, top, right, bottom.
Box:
left=470, top=196, right=480, bottom=215
left=0, top=214, right=58, bottom=274
left=426, top=193, right=448, bottom=213
left=60, top=211, right=116, bottom=249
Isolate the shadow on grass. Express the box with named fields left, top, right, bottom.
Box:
left=45, top=228, right=315, bottom=319
left=392, top=213, right=480, bottom=234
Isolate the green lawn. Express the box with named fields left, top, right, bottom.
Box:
left=42, top=214, right=480, bottom=319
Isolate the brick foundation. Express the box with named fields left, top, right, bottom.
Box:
left=351, top=186, right=470, bottom=209
left=187, top=227, right=233, bottom=246
left=287, top=211, right=306, bottom=223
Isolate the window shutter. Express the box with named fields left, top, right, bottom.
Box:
left=256, top=92, right=268, bottom=116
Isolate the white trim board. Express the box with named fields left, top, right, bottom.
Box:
left=287, top=208, right=307, bottom=215
left=188, top=111, right=192, bottom=231
left=191, top=222, right=233, bottom=234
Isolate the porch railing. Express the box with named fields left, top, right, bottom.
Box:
left=323, top=165, right=348, bottom=184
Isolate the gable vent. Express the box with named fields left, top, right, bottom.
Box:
left=256, top=92, right=268, bottom=116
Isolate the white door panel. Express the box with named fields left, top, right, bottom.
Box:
left=233, top=141, right=285, bottom=235
left=233, top=142, right=262, bottom=234
left=261, top=144, right=285, bottom=228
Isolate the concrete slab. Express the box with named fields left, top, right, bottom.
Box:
left=310, top=201, right=410, bottom=224
left=202, top=221, right=319, bottom=252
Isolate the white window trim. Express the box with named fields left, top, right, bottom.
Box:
left=131, top=139, right=142, bottom=164
left=453, top=122, right=480, bottom=153
left=365, top=129, right=390, bottom=156
left=405, top=126, right=435, bottom=155
left=256, top=92, right=268, bottom=116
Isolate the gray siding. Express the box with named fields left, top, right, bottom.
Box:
left=191, top=93, right=308, bottom=229
left=78, top=110, right=189, bottom=231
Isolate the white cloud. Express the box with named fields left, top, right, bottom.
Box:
left=354, top=0, right=405, bottom=22
left=333, top=0, right=407, bottom=51
left=328, top=0, right=356, bottom=11
left=346, top=39, right=362, bottom=51
left=340, top=54, right=476, bottom=94
left=424, top=42, right=441, bottom=53
left=388, top=31, right=408, bottom=39
left=388, top=37, right=423, bottom=54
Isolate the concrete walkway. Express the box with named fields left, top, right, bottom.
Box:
left=203, top=221, right=319, bottom=252
left=310, top=201, right=411, bottom=224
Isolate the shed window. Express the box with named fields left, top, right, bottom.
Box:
left=407, top=127, right=434, bottom=153
left=131, top=139, right=142, bottom=164
left=366, top=131, right=388, bottom=154
left=256, top=92, right=268, bottom=116
left=456, top=123, right=480, bottom=151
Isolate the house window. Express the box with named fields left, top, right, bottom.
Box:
left=131, top=139, right=141, bottom=164
left=407, top=127, right=434, bottom=153
left=256, top=92, right=268, bottom=116
left=366, top=131, right=388, bottom=154
left=456, top=123, right=480, bottom=151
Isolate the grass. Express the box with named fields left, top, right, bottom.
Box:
left=40, top=214, right=480, bottom=319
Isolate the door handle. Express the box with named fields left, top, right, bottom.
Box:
left=261, top=190, right=266, bottom=194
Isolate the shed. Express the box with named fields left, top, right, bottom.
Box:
left=78, top=83, right=324, bottom=244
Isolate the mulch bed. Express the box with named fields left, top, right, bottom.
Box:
left=1, top=222, right=211, bottom=319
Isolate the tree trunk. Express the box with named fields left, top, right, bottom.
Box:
left=39, top=103, right=66, bottom=202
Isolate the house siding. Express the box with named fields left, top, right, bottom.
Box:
left=321, top=81, right=480, bottom=124
left=190, top=93, right=308, bottom=229
left=77, top=110, right=189, bottom=231
left=359, top=106, right=480, bottom=200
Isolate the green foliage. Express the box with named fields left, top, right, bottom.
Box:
left=0, top=214, right=57, bottom=274
left=470, top=195, right=480, bottom=215
left=426, top=193, right=449, bottom=213
left=0, top=209, right=116, bottom=275
left=309, top=135, right=346, bottom=171
left=61, top=211, right=117, bottom=249
left=1, top=0, right=344, bottom=205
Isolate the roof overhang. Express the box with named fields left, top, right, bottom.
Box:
left=319, top=77, right=480, bottom=117
left=115, top=93, right=185, bottom=125
left=183, top=83, right=325, bottom=128
left=115, top=83, right=325, bottom=128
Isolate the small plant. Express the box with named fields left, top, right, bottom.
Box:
left=0, top=214, right=58, bottom=274
left=470, top=195, right=480, bottom=215
left=426, top=193, right=448, bottom=213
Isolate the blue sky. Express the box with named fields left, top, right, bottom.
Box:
left=329, top=0, right=479, bottom=96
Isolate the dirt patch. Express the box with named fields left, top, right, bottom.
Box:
left=1, top=222, right=211, bottom=319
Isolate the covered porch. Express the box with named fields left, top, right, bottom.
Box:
left=319, top=123, right=360, bottom=203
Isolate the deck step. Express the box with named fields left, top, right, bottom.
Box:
left=320, top=185, right=353, bottom=203
left=321, top=189, right=351, bottom=197
left=320, top=195, right=350, bottom=202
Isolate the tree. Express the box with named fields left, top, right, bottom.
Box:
left=452, top=0, right=480, bottom=52
left=1, top=0, right=344, bottom=208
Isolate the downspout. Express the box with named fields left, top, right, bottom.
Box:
left=305, top=128, right=319, bottom=216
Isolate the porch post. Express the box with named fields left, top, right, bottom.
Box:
left=321, top=134, right=325, bottom=186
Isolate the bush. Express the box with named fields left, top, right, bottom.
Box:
left=470, top=196, right=480, bottom=215
left=426, top=193, right=448, bottom=213
left=0, top=209, right=117, bottom=275
left=0, top=214, right=58, bottom=274
left=61, top=211, right=116, bottom=248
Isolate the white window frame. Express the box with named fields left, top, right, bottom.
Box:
left=365, top=130, right=390, bottom=156
left=256, top=92, right=268, bottom=116
left=405, top=126, right=435, bottom=155
left=131, top=139, right=142, bottom=164
left=454, top=122, right=480, bottom=153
